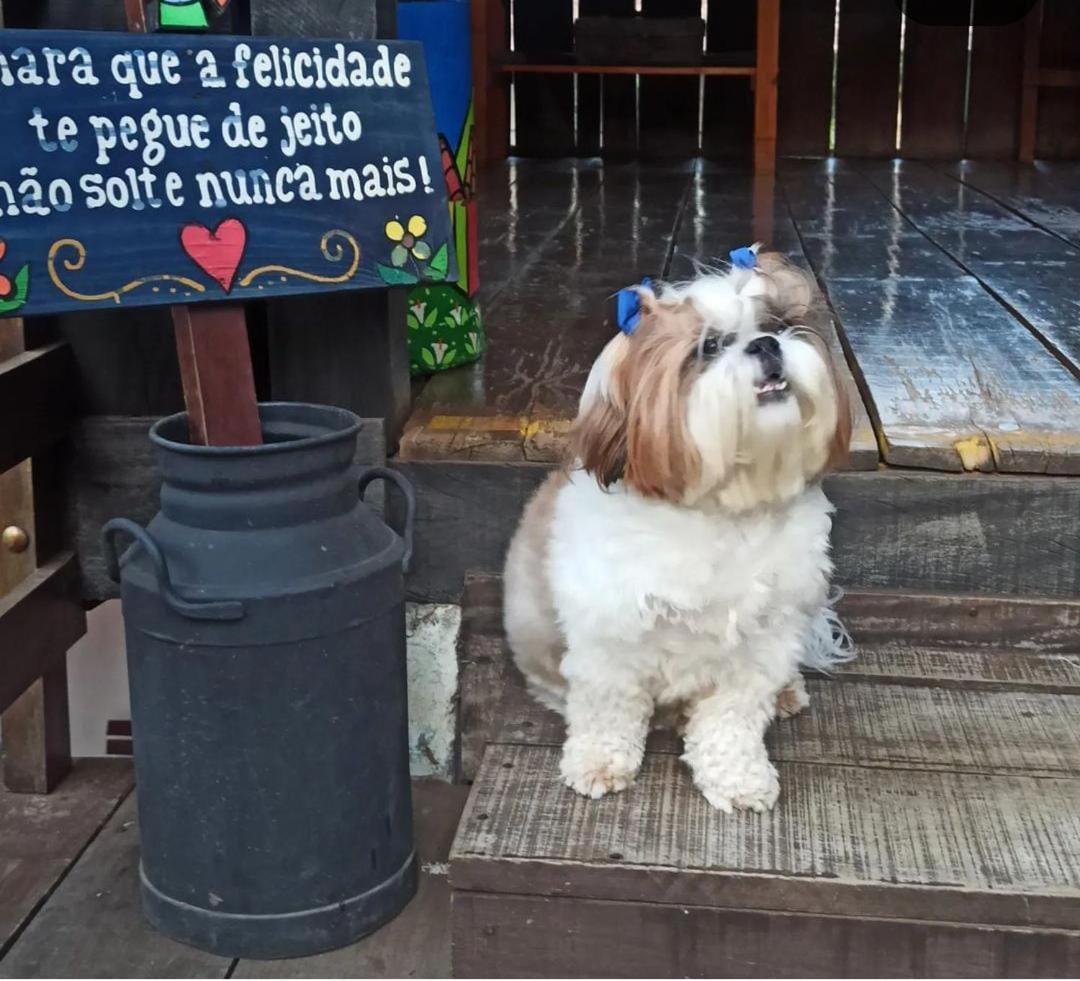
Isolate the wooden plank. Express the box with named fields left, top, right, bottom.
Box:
left=472, top=0, right=510, bottom=167
left=453, top=891, right=1080, bottom=979
left=753, top=0, right=780, bottom=175
left=171, top=306, right=261, bottom=448
left=0, top=555, right=84, bottom=715
left=401, top=461, right=1080, bottom=605
left=0, top=344, right=76, bottom=475
left=232, top=780, right=468, bottom=979
left=782, top=160, right=1080, bottom=473
left=1034, top=0, right=1080, bottom=159
left=943, top=160, right=1080, bottom=248
left=402, top=162, right=690, bottom=461
left=452, top=745, right=1080, bottom=930
left=0, top=795, right=231, bottom=979
left=70, top=415, right=387, bottom=603
left=637, top=0, right=702, bottom=159
left=701, top=0, right=754, bottom=160
left=833, top=0, right=901, bottom=156
left=512, top=0, right=575, bottom=157
left=900, top=15, right=968, bottom=158
left=1, top=665, right=71, bottom=795
left=503, top=63, right=756, bottom=77
left=858, top=160, right=1080, bottom=374
left=837, top=588, right=1080, bottom=653
left=0, top=759, right=133, bottom=957
left=966, top=19, right=1026, bottom=159
left=776, top=0, right=835, bottom=157
left=482, top=661, right=1080, bottom=778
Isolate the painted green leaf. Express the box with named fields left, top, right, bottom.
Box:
left=423, top=307, right=439, bottom=328
left=378, top=263, right=419, bottom=286
left=407, top=314, right=421, bottom=331
left=0, top=264, right=31, bottom=314
left=443, top=348, right=456, bottom=365
left=429, top=243, right=449, bottom=278
left=421, top=347, right=436, bottom=368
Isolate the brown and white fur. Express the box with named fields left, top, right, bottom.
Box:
left=503, top=253, right=852, bottom=812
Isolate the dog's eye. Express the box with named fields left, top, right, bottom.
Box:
left=702, top=335, right=720, bottom=357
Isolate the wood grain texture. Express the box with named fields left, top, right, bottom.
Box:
left=833, top=0, right=902, bottom=156
left=1, top=665, right=71, bottom=794
left=1034, top=0, right=1080, bottom=160
left=776, top=0, right=834, bottom=157
left=782, top=160, right=1080, bottom=473
left=943, top=160, right=1080, bottom=249
left=0, top=554, right=84, bottom=713
left=0, top=795, right=231, bottom=979
left=900, top=17, right=968, bottom=158
left=966, top=19, right=1026, bottom=159
left=453, top=891, right=1080, bottom=979
left=231, top=780, right=467, bottom=979
left=171, top=306, right=262, bottom=448
left=0, top=759, right=133, bottom=957
left=452, top=745, right=1080, bottom=930
left=401, top=458, right=1080, bottom=604
left=859, top=159, right=1080, bottom=373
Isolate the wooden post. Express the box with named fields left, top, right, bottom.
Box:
left=1018, top=0, right=1043, bottom=163
left=124, top=0, right=262, bottom=448
left=472, top=0, right=509, bottom=170
left=754, top=0, right=780, bottom=176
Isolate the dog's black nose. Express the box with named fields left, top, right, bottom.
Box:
left=745, top=335, right=784, bottom=377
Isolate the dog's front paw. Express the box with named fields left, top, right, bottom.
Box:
left=560, top=742, right=639, bottom=799
left=694, top=754, right=780, bottom=814
left=775, top=675, right=810, bottom=720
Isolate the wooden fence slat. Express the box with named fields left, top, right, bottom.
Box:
left=900, top=17, right=968, bottom=157
left=834, top=0, right=901, bottom=156
left=701, top=0, right=754, bottom=159
left=0, top=344, right=76, bottom=475
left=576, top=0, right=633, bottom=157
left=1035, top=0, right=1080, bottom=159
left=638, top=0, right=701, bottom=159
left=512, top=0, right=575, bottom=157
left=777, top=0, right=835, bottom=157
left=966, top=20, right=1026, bottom=158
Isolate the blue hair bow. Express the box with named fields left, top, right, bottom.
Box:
left=729, top=245, right=758, bottom=270
left=616, top=276, right=652, bottom=335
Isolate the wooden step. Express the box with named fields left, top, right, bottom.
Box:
left=449, top=580, right=1080, bottom=977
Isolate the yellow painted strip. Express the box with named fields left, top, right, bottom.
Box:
left=427, top=415, right=574, bottom=438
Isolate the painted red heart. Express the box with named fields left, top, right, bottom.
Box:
left=180, top=218, right=247, bottom=293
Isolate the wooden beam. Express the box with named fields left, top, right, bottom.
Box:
left=497, top=64, right=757, bottom=77
left=0, top=554, right=85, bottom=715
left=0, top=344, right=76, bottom=474
left=171, top=305, right=262, bottom=447
left=1019, top=0, right=1043, bottom=162
left=753, top=0, right=780, bottom=175
left=473, top=0, right=509, bottom=168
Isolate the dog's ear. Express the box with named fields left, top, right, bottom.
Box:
left=573, top=333, right=630, bottom=487
left=753, top=251, right=816, bottom=324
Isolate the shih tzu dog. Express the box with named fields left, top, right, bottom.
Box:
left=503, top=249, right=852, bottom=813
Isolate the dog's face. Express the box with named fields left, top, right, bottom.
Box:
left=573, top=255, right=850, bottom=511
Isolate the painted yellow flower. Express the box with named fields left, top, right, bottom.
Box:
left=385, top=215, right=431, bottom=267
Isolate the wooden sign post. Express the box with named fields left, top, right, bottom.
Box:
left=0, top=18, right=454, bottom=446
left=123, top=0, right=261, bottom=447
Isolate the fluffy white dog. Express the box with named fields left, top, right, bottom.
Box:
left=503, top=252, right=853, bottom=813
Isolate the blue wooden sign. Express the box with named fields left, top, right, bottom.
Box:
left=0, top=30, right=454, bottom=317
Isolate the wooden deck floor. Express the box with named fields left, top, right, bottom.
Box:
left=0, top=774, right=467, bottom=979
left=402, top=159, right=1080, bottom=475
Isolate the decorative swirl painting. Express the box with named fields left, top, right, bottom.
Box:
left=0, top=30, right=454, bottom=317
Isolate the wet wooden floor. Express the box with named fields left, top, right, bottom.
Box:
left=402, top=159, right=1080, bottom=475
left=0, top=772, right=467, bottom=979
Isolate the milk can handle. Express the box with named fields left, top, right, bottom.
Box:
left=102, top=518, right=246, bottom=622
left=358, top=467, right=416, bottom=574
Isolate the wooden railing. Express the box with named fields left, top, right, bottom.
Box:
left=0, top=326, right=86, bottom=794
left=473, top=0, right=1080, bottom=162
